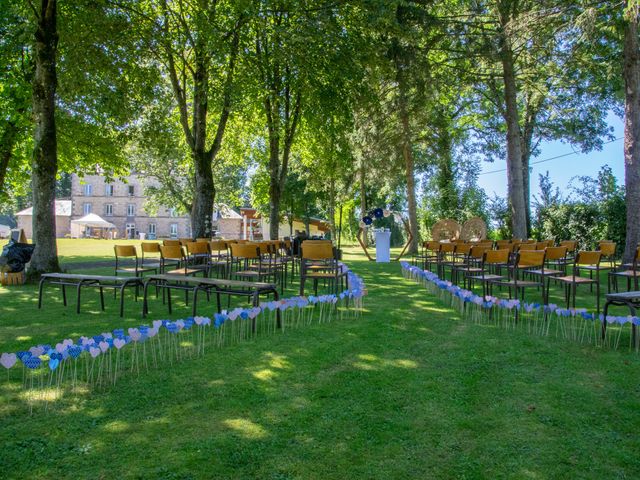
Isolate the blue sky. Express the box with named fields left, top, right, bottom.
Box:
left=477, top=112, right=625, bottom=199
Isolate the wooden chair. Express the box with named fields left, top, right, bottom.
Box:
left=114, top=245, right=157, bottom=278
left=163, top=239, right=181, bottom=247
left=453, top=245, right=490, bottom=289
left=597, top=241, right=617, bottom=270
left=489, top=250, right=547, bottom=304
left=466, top=249, right=510, bottom=299
left=160, top=245, right=204, bottom=277
left=229, top=243, right=272, bottom=283
left=185, top=242, right=211, bottom=276
left=299, top=242, right=346, bottom=296
left=609, top=246, right=640, bottom=293
left=140, top=242, right=162, bottom=271
left=523, top=246, right=567, bottom=299
left=436, top=242, right=457, bottom=279
left=554, top=251, right=602, bottom=313
left=559, top=240, right=577, bottom=260
left=208, top=240, right=229, bottom=278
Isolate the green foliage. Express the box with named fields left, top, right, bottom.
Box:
left=533, top=166, right=626, bottom=252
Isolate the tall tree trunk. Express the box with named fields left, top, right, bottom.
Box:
left=398, top=87, right=419, bottom=253
left=29, top=0, right=60, bottom=276
left=500, top=30, right=528, bottom=239
left=0, top=120, right=22, bottom=195
left=623, top=3, right=640, bottom=263
left=191, top=151, right=214, bottom=238
left=328, top=176, right=336, bottom=240
left=359, top=162, right=368, bottom=247
left=521, top=131, right=532, bottom=238
left=268, top=143, right=281, bottom=240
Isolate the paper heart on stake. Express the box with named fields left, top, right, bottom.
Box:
left=0, top=353, right=17, bottom=369
left=152, top=320, right=163, bottom=329
left=113, top=338, right=126, bottom=350
left=63, top=338, right=74, bottom=347
left=55, top=343, right=66, bottom=353
left=24, top=357, right=41, bottom=369
left=49, top=358, right=59, bottom=371
left=175, top=320, right=185, bottom=330
left=147, top=327, right=158, bottom=338
left=89, top=347, right=101, bottom=358
left=99, top=341, right=109, bottom=353
left=29, top=346, right=44, bottom=357
left=128, top=328, right=141, bottom=342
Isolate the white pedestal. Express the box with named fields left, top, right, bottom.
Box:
left=375, top=230, right=391, bottom=263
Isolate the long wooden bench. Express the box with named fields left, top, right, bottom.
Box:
left=142, top=275, right=281, bottom=328
left=38, top=273, right=144, bottom=317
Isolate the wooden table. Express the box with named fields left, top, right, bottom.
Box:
left=38, top=273, right=144, bottom=317
left=142, top=275, right=281, bottom=328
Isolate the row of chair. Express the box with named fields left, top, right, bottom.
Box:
left=113, top=238, right=346, bottom=297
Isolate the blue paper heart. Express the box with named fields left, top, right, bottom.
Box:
left=24, top=357, right=41, bottom=369
left=16, top=351, right=31, bottom=361
left=68, top=346, right=82, bottom=358
left=49, top=358, right=59, bottom=371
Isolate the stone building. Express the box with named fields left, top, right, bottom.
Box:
left=70, top=174, right=191, bottom=239
left=16, top=200, right=72, bottom=239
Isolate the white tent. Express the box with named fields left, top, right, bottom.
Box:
left=71, top=214, right=116, bottom=238
left=0, top=224, right=10, bottom=238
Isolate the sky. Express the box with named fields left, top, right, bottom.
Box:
left=477, top=112, right=625, bottom=199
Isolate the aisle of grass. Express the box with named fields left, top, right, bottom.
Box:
left=1, top=248, right=640, bottom=479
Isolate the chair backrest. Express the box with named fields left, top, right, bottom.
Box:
left=426, top=241, right=440, bottom=252
left=115, top=245, right=137, bottom=257
left=496, top=240, right=511, bottom=250
left=518, top=243, right=537, bottom=252
left=559, top=240, right=577, bottom=252
left=141, top=242, right=161, bottom=254
left=179, top=238, right=193, bottom=246
left=517, top=250, right=545, bottom=268
left=187, top=242, right=209, bottom=255
left=542, top=239, right=555, bottom=247
left=484, top=249, right=509, bottom=265
left=196, top=237, right=210, bottom=243
left=545, top=246, right=567, bottom=261
left=598, top=241, right=616, bottom=256
left=209, top=240, right=226, bottom=254
left=576, top=251, right=602, bottom=266
left=455, top=243, right=473, bottom=255
left=475, top=241, right=494, bottom=250
left=439, top=243, right=456, bottom=254
left=301, top=243, right=334, bottom=260
left=163, top=239, right=180, bottom=247
left=230, top=243, right=260, bottom=259
left=535, top=241, right=551, bottom=250
left=160, top=245, right=184, bottom=261
left=470, top=245, right=489, bottom=259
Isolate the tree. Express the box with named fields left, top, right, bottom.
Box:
left=28, top=0, right=60, bottom=275
left=623, top=0, right=640, bottom=263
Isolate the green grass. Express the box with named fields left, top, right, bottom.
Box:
left=1, top=246, right=640, bottom=479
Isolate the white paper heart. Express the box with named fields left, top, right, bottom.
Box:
left=89, top=347, right=101, bottom=358
left=101, top=332, right=113, bottom=339
left=194, top=316, right=204, bottom=325
left=129, top=329, right=142, bottom=342
left=98, top=341, right=109, bottom=353
left=152, top=320, right=162, bottom=329
left=0, top=352, right=17, bottom=369
left=113, top=338, right=126, bottom=350
left=63, top=338, right=73, bottom=347
left=55, top=343, right=66, bottom=353
left=147, top=327, right=158, bottom=338
left=175, top=320, right=185, bottom=330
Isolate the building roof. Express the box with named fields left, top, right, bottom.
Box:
left=214, top=204, right=242, bottom=220
left=16, top=200, right=72, bottom=217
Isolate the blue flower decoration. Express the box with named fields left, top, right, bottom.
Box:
left=362, top=216, right=373, bottom=225
left=373, top=208, right=383, bottom=219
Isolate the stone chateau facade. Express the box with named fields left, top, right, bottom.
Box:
left=71, top=173, right=191, bottom=239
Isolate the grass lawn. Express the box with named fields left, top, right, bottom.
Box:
left=1, top=244, right=640, bottom=479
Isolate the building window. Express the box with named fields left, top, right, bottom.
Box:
left=105, top=204, right=113, bottom=217
left=105, top=184, right=114, bottom=196
left=170, top=223, right=178, bottom=238
left=148, top=223, right=156, bottom=235
left=128, top=185, right=135, bottom=197
left=127, top=204, right=135, bottom=216
left=84, top=184, right=92, bottom=196
left=83, top=203, right=92, bottom=215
